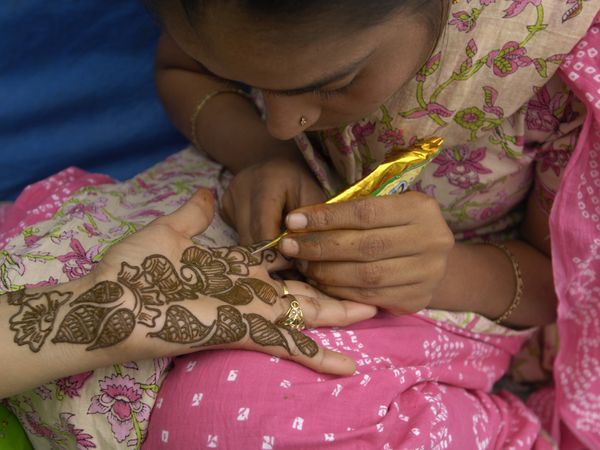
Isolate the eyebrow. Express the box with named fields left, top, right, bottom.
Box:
left=195, top=51, right=373, bottom=96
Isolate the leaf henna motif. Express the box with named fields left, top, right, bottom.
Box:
left=243, top=313, right=291, bottom=354
left=212, top=280, right=253, bottom=305
left=87, top=309, right=136, bottom=350
left=289, top=330, right=318, bottom=357
left=149, top=305, right=212, bottom=344
left=197, top=305, right=246, bottom=347
left=52, top=305, right=113, bottom=345
left=70, top=281, right=123, bottom=306
left=237, top=278, right=278, bottom=305
left=10, top=291, right=71, bottom=352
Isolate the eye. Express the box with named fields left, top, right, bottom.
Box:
left=314, top=77, right=358, bottom=100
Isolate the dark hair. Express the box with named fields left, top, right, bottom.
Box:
left=145, top=0, right=444, bottom=35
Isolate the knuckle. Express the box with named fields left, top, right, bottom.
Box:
left=352, top=199, right=378, bottom=226
left=356, top=263, right=383, bottom=287
left=301, top=295, right=322, bottom=322
left=311, top=208, right=336, bottom=228
left=358, top=234, right=387, bottom=260
left=355, top=287, right=380, bottom=302
left=302, top=238, right=325, bottom=259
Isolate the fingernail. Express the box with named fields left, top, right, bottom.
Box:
left=286, top=213, right=308, bottom=230
left=280, top=238, right=299, bottom=256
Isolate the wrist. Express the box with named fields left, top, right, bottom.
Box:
left=430, top=242, right=515, bottom=318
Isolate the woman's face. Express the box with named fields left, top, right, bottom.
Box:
left=164, top=4, right=437, bottom=140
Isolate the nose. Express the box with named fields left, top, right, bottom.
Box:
left=262, top=93, right=321, bottom=140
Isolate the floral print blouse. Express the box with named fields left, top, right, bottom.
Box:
left=294, top=0, right=599, bottom=241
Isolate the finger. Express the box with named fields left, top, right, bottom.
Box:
left=285, top=192, right=435, bottom=232
left=298, top=256, right=431, bottom=288
left=219, top=189, right=235, bottom=228
left=279, top=226, right=430, bottom=262
left=283, top=280, right=377, bottom=326
left=253, top=249, right=292, bottom=272
left=244, top=328, right=357, bottom=376
left=228, top=196, right=254, bottom=246
left=250, top=189, right=286, bottom=243
left=156, top=188, right=215, bottom=238
left=284, top=338, right=358, bottom=376
left=315, top=282, right=432, bottom=315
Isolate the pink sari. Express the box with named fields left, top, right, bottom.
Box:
left=549, top=12, right=600, bottom=449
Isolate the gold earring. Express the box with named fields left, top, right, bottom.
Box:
left=299, top=116, right=308, bottom=127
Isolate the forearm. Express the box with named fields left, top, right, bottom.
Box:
left=155, top=34, right=297, bottom=173
left=431, top=240, right=556, bottom=327
left=0, top=276, right=123, bottom=398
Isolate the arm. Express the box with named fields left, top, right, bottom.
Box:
left=0, top=275, right=120, bottom=398
left=155, top=34, right=298, bottom=173
left=431, top=191, right=556, bottom=327
left=0, top=190, right=376, bottom=398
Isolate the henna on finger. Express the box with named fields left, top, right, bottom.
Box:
left=6, top=244, right=307, bottom=360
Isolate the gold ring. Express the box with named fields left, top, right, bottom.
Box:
left=275, top=295, right=306, bottom=331
left=280, top=280, right=289, bottom=296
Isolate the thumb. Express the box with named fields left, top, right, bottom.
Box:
left=157, top=188, right=215, bottom=238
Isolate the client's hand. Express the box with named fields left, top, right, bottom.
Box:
left=70, top=189, right=376, bottom=376
left=2, top=189, right=376, bottom=398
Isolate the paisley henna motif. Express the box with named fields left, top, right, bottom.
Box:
left=7, top=245, right=310, bottom=360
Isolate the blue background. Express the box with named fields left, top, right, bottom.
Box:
left=0, top=1, right=186, bottom=200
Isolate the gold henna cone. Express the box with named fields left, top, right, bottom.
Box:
left=251, top=137, right=443, bottom=255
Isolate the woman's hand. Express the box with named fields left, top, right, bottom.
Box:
left=221, top=155, right=326, bottom=245
left=2, top=189, right=376, bottom=397
left=276, top=192, right=455, bottom=315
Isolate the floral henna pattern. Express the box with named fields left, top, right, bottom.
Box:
left=9, top=291, right=71, bottom=352
left=6, top=245, right=318, bottom=358
left=150, top=305, right=213, bottom=344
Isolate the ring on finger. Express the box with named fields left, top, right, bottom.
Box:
left=275, top=294, right=306, bottom=331
left=280, top=280, right=290, bottom=296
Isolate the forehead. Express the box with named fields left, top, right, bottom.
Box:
left=163, top=2, right=427, bottom=90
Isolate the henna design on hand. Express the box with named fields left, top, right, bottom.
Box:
left=52, top=281, right=135, bottom=350
left=243, top=313, right=291, bottom=354
left=9, top=291, right=71, bottom=352
left=196, top=305, right=246, bottom=347
left=148, top=305, right=212, bottom=344
left=289, top=329, right=319, bottom=357
left=6, top=244, right=312, bottom=360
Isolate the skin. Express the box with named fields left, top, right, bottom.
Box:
left=1, top=190, right=377, bottom=398
left=155, top=2, right=557, bottom=327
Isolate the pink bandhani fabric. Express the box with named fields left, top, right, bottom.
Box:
left=550, top=12, right=600, bottom=449
left=145, top=314, right=549, bottom=449
left=0, top=167, right=114, bottom=250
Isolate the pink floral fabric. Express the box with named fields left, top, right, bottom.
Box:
left=0, top=167, right=114, bottom=250
left=3, top=150, right=238, bottom=449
